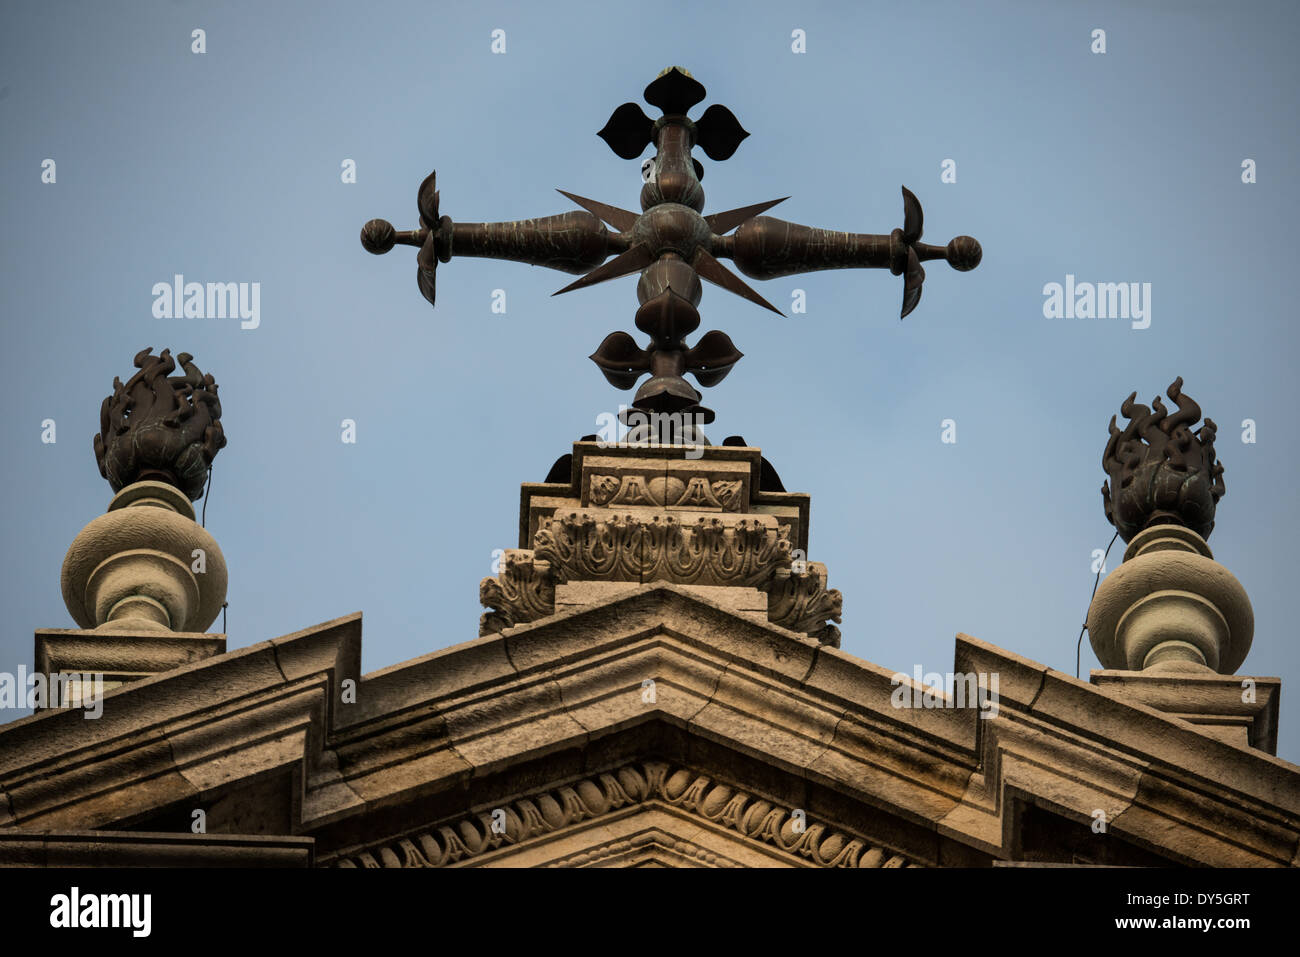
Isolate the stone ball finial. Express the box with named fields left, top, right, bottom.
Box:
left=93, top=347, right=226, bottom=502
left=1101, top=377, right=1224, bottom=542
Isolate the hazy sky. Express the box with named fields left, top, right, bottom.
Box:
left=3, top=0, right=1299, bottom=763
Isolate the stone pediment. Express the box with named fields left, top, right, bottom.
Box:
left=3, top=582, right=1299, bottom=867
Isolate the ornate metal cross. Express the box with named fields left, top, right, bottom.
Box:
left=361, top=67, right=982, bottom=427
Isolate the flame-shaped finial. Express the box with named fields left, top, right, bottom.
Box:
left=1101, top=378, right=1224, bottom=542
left=93, top=347, right=226, bottom=501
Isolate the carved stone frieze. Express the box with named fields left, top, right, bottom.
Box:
left=764, top=562, right=843, bottom=646
left=479, top=550, right=556, bottom=636
left=329, top=760, right=916, bottom=869
left=532, top=511, right=791, bottom=587
left=587, top=472, right=744, bottom=510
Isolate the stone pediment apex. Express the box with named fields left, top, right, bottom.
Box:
left=2, top=593, right=1299, bottom=866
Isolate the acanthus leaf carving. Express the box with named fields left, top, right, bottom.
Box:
left=533, top=511, right=791, bottom=587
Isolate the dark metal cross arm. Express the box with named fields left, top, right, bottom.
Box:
left=361, top=213, right=623, bottom=274
left=450, top=214, right=626, bottom=274
left=362, top=172, right=626, bottom=305
left=708, top=187, right=982, bottom=318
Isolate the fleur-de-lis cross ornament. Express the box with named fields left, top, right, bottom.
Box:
left=362, top=67, right=982, bottom=427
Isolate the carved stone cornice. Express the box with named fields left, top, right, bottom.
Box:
left=3, top=604, right=1298, bottom=867
left=533, top=511, right=791, bottom=587
left=329, top=760, right=916, bottom=869
left=763, top=562, right=843, bottom=646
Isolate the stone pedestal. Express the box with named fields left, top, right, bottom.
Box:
left=1090, top=669, right=1279, bottom=752
left=479, top=441, right=842, bottom=645
left=34, top=629, right=226, bottom=704
left=1087, top=523, right=1270, bottom=750
left=37, top=480, right=228, bottom=708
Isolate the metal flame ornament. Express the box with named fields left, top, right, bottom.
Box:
left=93, top=347, right=226, bottom=501
left=1101, top=377, right=1225, bottom=542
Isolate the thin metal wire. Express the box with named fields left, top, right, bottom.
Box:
left=1076, top=529, right=1121, bottom=678
left=201, top=465, right=213, bottom=527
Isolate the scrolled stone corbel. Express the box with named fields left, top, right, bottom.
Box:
left=479, top=550, right=557, bottom=635
left=763, top=561, right=842, bottom=647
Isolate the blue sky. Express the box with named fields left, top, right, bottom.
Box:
left=3, top=0, right=1299, bottom=763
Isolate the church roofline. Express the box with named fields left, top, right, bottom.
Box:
left=2, top=585, right=1297, bottom=866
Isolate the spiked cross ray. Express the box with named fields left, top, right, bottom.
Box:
left=691, top=248, right=783, bottom=316
left=361, top=66, right=982, bottom=425
left=556, top=190, right=638, bottom=232
left=705, top=197, right=789, bottom=236
left=552, top=244, right=656, bottom=297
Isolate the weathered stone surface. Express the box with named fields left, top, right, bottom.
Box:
left=35, top=628, right=225, bottom=697
left=324, top=761, right=920, bottom=869
left=762, top=562, right=842, bottom=645
left=1092, top=668, right=1280, bottom=753
left=6, top=434, right=1299, bottom=868
left=1, top=598, right=1297, bottom=867
left=0, top=830, right=312, bottom=867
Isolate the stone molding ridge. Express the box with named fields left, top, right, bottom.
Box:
left=327, top=760, right=917, bottom=869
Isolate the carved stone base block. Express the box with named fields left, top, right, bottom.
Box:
left=1091, top=669, right=1280, bottom=753
left=34, top=627, right=226, bottom=708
